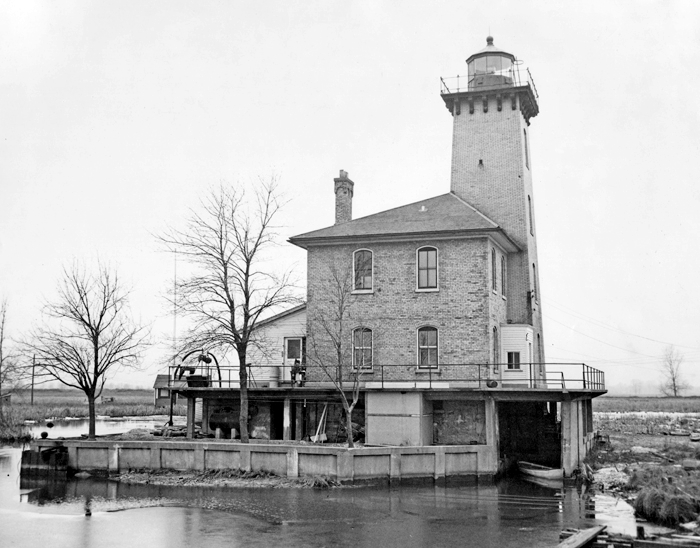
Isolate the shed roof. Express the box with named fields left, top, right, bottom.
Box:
left=153, top=374, right=170, bottom=389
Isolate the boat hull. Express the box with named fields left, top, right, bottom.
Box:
left=518, top=461, right=563, bottom=480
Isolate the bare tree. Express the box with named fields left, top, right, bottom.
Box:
left=0, top=300, right=26, bottom=419
left=659, top=345, right=689, bottom=397
left=23, top=264, right=149, bottom=438
left=307, top=264, right=365, bottom=448
left=159, top=179, right=297, bottom=443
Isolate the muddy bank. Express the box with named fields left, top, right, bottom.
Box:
left=113, top=468, right=342, bottom=489
left=592, top=414, right=700, bottom=528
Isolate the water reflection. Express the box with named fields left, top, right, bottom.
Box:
left=2, top=444, right=638, bottom=548
left=25, top=417, right=180, bottom=439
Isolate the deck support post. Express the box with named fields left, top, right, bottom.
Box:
left=186, top=397, right=196, bottom=439
left=283, top=398, right=291, bottom=441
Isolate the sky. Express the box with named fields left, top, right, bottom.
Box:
left=1, top=1, right=699, bottom=394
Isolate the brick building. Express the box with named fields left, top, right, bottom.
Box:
left=176, top=37, right=605, bottom=479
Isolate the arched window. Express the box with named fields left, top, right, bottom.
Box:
left=524, top=128, right=530, bottom=169
left=500, top=255, right=506, bottom=296
left=491, top=249, right=497, bottom=292
left=352, top=328, right=373, bottom=369
left=492, top=326, right=499, bottom=372
left=353, top=250, right=373, bottom=291
left=417, top=326, right=438, bottom=369
left=417, top=246, right=438, bottom=290
left=532, top=263, right=538, bottom=302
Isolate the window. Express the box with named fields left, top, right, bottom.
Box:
left=528, top=196, right=534, bottom=236
left=352, top=328, right=373, bottom=369
left=417, top=326, right=438, bottom=368
left=500, top=256, right=506, bottom=296
left=507, top=351, right=520, bottom=370
left=492, top=327, right=499, bottom=372
left=491, top=249, right=497, bottom=292
left=417, top=247, right=438, bottom=290
left=532, top=263, right=538, bottom=302
left=353, top=250, right=373, bottom=291
left=524, top=129, right=529, bottom=169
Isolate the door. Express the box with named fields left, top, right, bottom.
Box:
left=284, top=337, right=304, bottom=382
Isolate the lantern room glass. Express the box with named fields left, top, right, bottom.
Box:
left=468, top=54, right=514, bottom=90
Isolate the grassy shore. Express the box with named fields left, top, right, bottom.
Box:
left=593, top=395, right=700, bottom=414
left=0, top=389, right=184, bottom=442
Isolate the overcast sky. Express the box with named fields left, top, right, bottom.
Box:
left=2, top=1, right=699, bottom=393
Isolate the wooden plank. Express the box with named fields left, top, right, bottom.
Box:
left=636, top=541, right=700, bottom=547
left=558, top=526, right=607, bottom=548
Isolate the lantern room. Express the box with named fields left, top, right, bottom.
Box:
left=467, top=36, right=516, bottom=90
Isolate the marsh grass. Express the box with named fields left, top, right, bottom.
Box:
left=0, top=408, right=32, bottom=442
left=0, top=389, right=186, bottom=437
left=635, top=488, right=697, bottom=525
left=594, top=396, right=700, bottom=414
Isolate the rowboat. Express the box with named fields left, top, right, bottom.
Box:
left=518, top=461, right=563, bottom=480
left=670, top=430, right=691, bottom=437
left=522, top=475, right=564, bottom=489
left=690, top=433, right=700, bottom=442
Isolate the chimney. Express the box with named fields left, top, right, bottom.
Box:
left=334, top=169, right=354, bottom=224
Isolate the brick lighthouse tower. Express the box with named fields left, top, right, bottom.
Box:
left=441, top=36, right=544, bottom=364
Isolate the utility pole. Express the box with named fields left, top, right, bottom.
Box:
left=31, top=354, right=35, bottom=406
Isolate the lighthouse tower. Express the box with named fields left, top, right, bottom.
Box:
left=441, top=36, right=543, bottom=361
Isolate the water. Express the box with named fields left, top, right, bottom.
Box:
left=1, top=418, right=641, bottom=547
left=25, top=416, right=181, bottom=439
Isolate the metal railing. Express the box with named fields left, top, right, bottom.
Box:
left=440, top=62, right=539, bottom=99
left=168, top=362, right=604, bottom=392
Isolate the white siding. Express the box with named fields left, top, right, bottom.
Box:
left=247, top=307, right=307, bottom=383
left=500, top=324, right=534, bottom=386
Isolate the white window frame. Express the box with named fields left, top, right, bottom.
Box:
left=352, top=249, right=374, bottom=294
left=507, top=351, right=521, bottom=370
left=416, top=246, right=439, bottom=292
left=416, top=326, right=439, bottom=370
left=352, top=327, right=373, bottom=370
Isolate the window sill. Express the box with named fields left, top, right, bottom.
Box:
left=502, top=295, right=507, bottom=301
left=415, top=288, right=439, bottom=293
left=505, top=368, right=522, bottom=372
left=351, top=290, right=374, bottom=295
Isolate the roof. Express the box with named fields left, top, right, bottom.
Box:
left=255, top=303, right=307, bottom=329
left=289, top=193, right=519, bottom=252
left=153, top=374, right=170, bottom=389
left=467, top=36, right=515, bottom=63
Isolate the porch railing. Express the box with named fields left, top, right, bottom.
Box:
left=168, top=362, right=605, bottom=392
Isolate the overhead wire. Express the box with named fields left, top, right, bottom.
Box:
left=542, top=297, right=699, bottom=350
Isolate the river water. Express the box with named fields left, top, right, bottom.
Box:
left=1, top=419, right=639, bottom=548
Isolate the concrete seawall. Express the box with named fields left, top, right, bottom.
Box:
left=27, top=440, right=497, bottom=482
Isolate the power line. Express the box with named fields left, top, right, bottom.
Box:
left=543, top=314, right=666, bottom=360
left=542, top=297, right=699, bottom=350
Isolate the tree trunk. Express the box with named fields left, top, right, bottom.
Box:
left=239, top=354, right=249, bottom=443
left=239, top=384, right=249, bottom=443
left=87, top=394, right=96, bottom=439
left=344, top=404, right=355, bottom=449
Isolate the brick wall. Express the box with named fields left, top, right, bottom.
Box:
left=448, top=92, right=544, bottom=354
left=305, top=236, right=508, bottom=383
